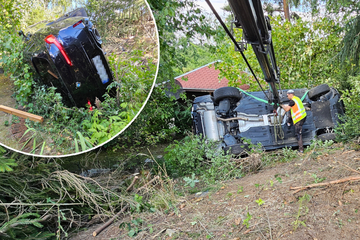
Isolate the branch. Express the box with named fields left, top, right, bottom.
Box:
left=135, top=176, right=160, bottom=193
left=126, top=176, right=139, bottom=192
left=290, top=175, right=360, bottom=194
left=92, top=205, right=128, bottom=237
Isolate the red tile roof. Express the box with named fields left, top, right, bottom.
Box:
left=175, top=61, right=250, bottom=91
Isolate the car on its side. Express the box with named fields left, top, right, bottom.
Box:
left=20, top=8, right=113, bottom=107
left=192, top=84, right=345, bottom=154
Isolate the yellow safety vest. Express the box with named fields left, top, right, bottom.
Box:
left=290, top=96, right=307, bottom=124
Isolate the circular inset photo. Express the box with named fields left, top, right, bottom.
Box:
left=0, top=1, right=158, bottom=156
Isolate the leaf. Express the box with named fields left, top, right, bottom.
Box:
left=39, top=141, right=46, bottom=155
left=74, top=138, right=79, bottom=153
left=76, top=132, right=87, bottom=151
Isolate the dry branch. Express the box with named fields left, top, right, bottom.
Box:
left=92, top=205, right=128, bottom=237
left=126, top=176, right=139, bottom=192
left=337, top=162, right=360, bottom=175
left=135, top=176, right=160, bottom=193
left=290, top=175, right=360, bottom=194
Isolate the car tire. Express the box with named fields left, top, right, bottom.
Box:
left=214, top=87, right=241, bottom=104
left=318, top=133, right=336, bottom=141
left=308, top=84, right=330, bottom=100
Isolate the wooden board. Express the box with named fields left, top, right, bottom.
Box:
left=0, top=105, right=43, bottom=123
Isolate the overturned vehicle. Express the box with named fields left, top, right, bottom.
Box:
left=20, top=8, right=113, bottom=107
left=192, top=84, right=345, bottom=154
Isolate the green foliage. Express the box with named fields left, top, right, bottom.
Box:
left=0, top=213, right=55, bottom=239
left=119, top=218, right=154, bottom=238
left=0, top=147, right=17, bottom=172
left=173, top=38, right=217, bottom=75
left=311, top=173, right=326, bottom=183
left=116, top=89, right=191, bottom=148
left=255, top=198, right=265, bottom=206
left=335, top=75, right=360, bottom=142
left=116, top=0, right=217, bottom=149
left=243, top=212, right=252, bottom=228
left=0, top=0, right=22, bottom=33
left=0, top=156, right=125, bottom=240
left=148, top=0, right=216, bottom=83
left=183, top=173, right=200, bottom=188
left=292, top=193, right=311, bottom=230
left=214, top=16, right=341, bottom=91
left=164, top=134, right=206, bottom=177
left=163, top=134, right=242, bottom=182
left=83, top=50, right=156, bottom=146
left=86, top=0, right=146, bottom=39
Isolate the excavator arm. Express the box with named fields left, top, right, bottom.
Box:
left=206, top=0, right=281, bottom=106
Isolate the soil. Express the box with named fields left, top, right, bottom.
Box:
left=69, top=143, right=360, bottom=240
left=0, top=74, right=24, bottom=150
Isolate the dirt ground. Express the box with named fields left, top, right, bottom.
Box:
left=68, top=143, right=360, bottom=240
left=0, top=74, right=23, bottom=150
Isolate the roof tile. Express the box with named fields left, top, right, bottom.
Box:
left=175, top=63, right=250, bottom=90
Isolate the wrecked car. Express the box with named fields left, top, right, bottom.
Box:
left=192, top=84, right=345, bottom=154
left=20, top=8, right=113, bottom=107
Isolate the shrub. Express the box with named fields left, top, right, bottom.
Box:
left=163, top=134, right=242, bottom=182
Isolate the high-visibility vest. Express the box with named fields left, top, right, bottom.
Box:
left=290, top=96, right=307, bottom=124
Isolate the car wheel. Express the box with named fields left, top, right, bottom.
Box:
left=308, top=84, right=330, bottom=100
left=318, top=133, right=336, bottom=141
left=214, top=87, right=241, bottom=104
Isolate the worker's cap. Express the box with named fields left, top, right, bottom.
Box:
left=287, top=89, right=295, bottom=95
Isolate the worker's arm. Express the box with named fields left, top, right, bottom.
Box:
left=281, top=104, right=291, bottom=112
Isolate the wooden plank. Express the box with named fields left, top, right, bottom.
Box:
left=0, top=105, right=43, bottom=123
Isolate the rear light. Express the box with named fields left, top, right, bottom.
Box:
left=73, top=20, right=83, bottom=28
left=44, top=35, right=73, bottom=66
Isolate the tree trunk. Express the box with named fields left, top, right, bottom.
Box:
left=283, top=0, right=290, bottom=22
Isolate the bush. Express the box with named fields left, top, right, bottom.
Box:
left=163, top=134, right=242, bottom=182
left=335, top=74, right=360, bottom=142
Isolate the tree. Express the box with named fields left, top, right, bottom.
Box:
left=213, top=16, right=342, bottom=91
left=290, top=0, right=360, bottom=74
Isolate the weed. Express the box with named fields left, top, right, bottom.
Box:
left=311, top=173, right=326, bottom=183
left=275, top=176, right=283, bottom=183
left=243, top=212, right=252, bottom=228
left=237, top=186, right=243, bottom=193
left=119, top=218, right=148, bottom=237
left=269, top=180, right=274, bottom=187
left=131, top=194, right=156, bottom=213
left=255, top=198, right=265, bottom=206
left=226, top=192, right=233, bottom=198
left=282, top=147, right=298, bottom=161
left=183, top=173, right=200, bottom=188
left=337, top=219, right=344, bottom=228
left=292, top=193, right=311, bottom=230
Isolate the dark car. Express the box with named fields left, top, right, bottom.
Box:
left=192, top=84, right=345, bottom=154
left=20, top=8, right=113, bottom=107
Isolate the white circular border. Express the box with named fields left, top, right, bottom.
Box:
left=0, top=0, right=160, bottom=158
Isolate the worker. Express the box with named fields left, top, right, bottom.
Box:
left=281, top=89, right=307, bottom=153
